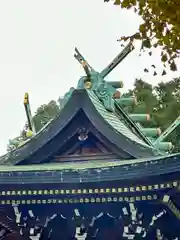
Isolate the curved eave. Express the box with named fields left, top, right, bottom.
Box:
left=0, top=90, right=158, bottom=165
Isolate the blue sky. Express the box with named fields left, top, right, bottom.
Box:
left=0, top=0, right=179, bottom=154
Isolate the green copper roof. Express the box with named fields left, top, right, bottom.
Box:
left=0, top=88, right=159, bottom=165
left=87, top=90, right=154, bottom=149
left=2, top=42, right=172, bottom=164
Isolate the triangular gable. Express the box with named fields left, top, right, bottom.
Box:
left=0, top=89, right=158, bottom=166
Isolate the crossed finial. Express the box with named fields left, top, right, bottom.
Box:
left=74, top=47, right=95, bottom=77
left=74, top=40, right=134, bottom=79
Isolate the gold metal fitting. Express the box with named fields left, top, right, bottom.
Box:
left=84, top=81, right=92, bottom=89
left=24, top=93, right=29, bottom=104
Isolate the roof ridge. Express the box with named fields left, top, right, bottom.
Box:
left=113, top=98, right=153, bottom=146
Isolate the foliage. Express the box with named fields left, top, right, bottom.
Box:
left=33, top=100, right=60, bottom=132
left=122, top=77, right=180, bottom=152
left=154, top=79, right=180, bottom=129
left=105, top=0, right=180, bottom=72
left=125, top=79, right=159, bottom=128
left=153, top=78, right=180, bottom=152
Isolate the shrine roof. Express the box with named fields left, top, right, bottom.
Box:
left=0, top=152, right=179, bottom=185
left=87, top=90, right=151, bottom=148
left=0, top=88, right=160, bottom=165
left=0, top=42, right=172, bottom=165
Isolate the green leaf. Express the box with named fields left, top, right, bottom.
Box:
left=170, top=60, right=177, bottom=71
left=139, top=24, right=146, bottom=33
left=163, top=35, right=170, bottom=45
left=133, top=32, right=141, bottom=39
left=142, top=39, right=151, bottom=48
left=161, top=54, right=168, bottom=62
left=114, top=0, right=121, bottom=5
left=162, top=70, right=167, bottom=75
left=144, top=68, right=149, bottom=72
left=153, top=71, right=157, bottom=76
left=121, top=0, right=131, bottom=8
